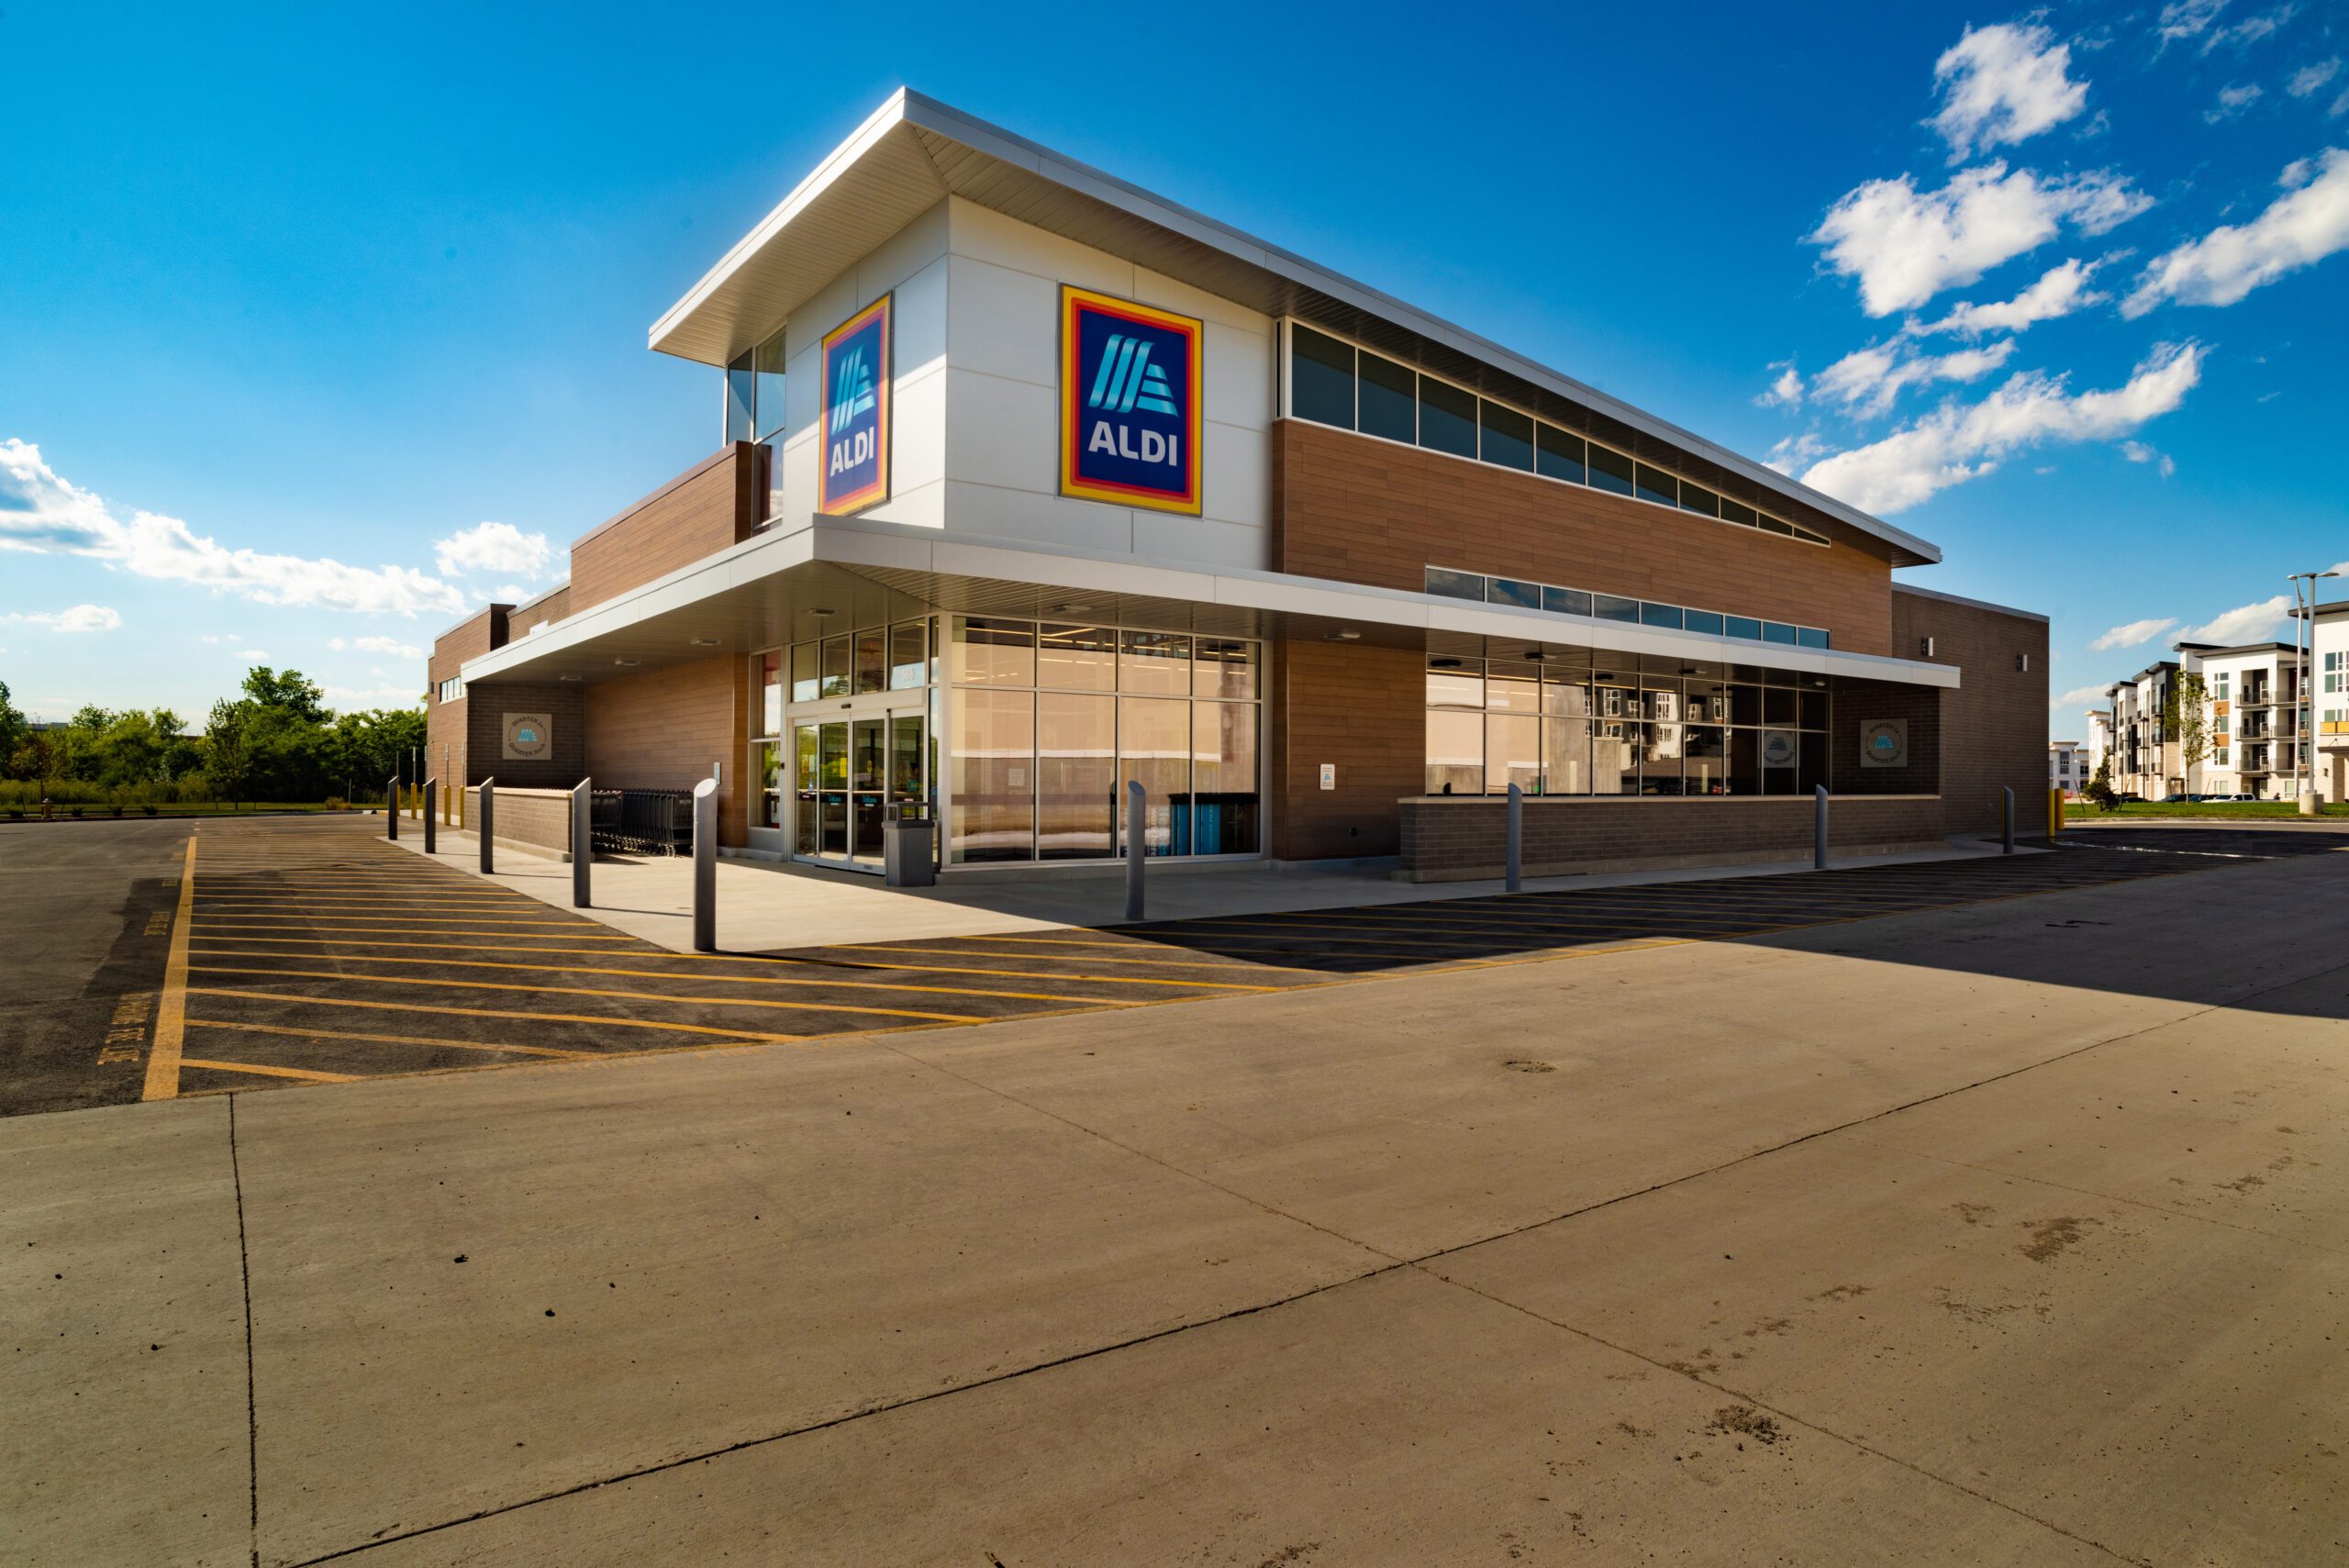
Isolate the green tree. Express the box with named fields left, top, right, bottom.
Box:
left=239, top=666, right=328, bottom=724
left=0, top=681, right=27, bottom=772
left=2086, top=756, right=2119, bottom=812
left=2162, top=673, right=2210, bottom=791
left=328, top=706, right=428, bottom=794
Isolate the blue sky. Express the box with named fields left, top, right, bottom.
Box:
left=4, top=0, right=2344, bottom=735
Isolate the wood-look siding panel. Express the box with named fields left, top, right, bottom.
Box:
left=1273, top=420, right=1897, bottom=656
left=583, top=655, right=749, bottom=846
left=568, top=444, right=765, bottom=616
left=1270, top=639, right=1424, bottom=861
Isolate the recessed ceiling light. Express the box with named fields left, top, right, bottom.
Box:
left=689, top=637, right=718, bottom=647
left=1524, top=651, right=1547, bottom=662
left=1430, top=656, right=1463, bottom=669
left=1324, top=627, right=1362, bottom=642
left=613, top=657, right=640, bottom=668
left=1053, top=603, right=1093, bottom=616
left=557, top=674, right=583, bottom=683
left=808, top=606, right=835, bottom=618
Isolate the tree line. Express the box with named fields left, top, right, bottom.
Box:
left=0, top=667, right=427, bottom=806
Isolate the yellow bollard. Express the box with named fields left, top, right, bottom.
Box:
left=2048, top=787, right=2062, bottom=839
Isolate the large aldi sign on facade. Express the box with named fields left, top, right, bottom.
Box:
left=1059, top=285, right=1202, bottom=516
left=819, top=295, right=891, bottom=514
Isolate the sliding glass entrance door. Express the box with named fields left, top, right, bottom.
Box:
left=791, top=706, right=925, bottom=872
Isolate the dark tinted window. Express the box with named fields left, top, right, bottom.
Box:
left=1763, top=621, right=1798, bottom=644
left=1764, top=688, right=1797, bottom=725
left=1730, top=684, right=1765, bottom=725
left=1425, top=566, right=1485, bottom=600
left=1418, top=377, right=1477, bottom=459
left=1359, top=352, right=1417, bottom=443
left=726, top=351, right=755, bottom=444
left=1641, top=602, right=1684, bottom=628
left=1588, top=445, right=1635, bottom=495
left=1677, top=483, right=1719, bottom=518
left=1718, top=497, right=1758, bottom=527
left=1685, top=609, right=1724, bottom=635
left=1725, top=616, right=1763, bottom=640
left=1799, top=690, right=1828, bottom=728
left=1290, top=326, right=1356, bottom=429
left=1535, top=425, right=1586, bottom=484
left=1761, top=516, right=1796, bottom=537
left=1634, top=463, right=1677, bottom=507
left=1542, top=585, right=1593, bottom=617
left=1797, top=626, right=1831, bottom=650
left=1593, top=594, right=1640, bottom=623
left=1479, top=402, right=1534, bottom=471
left=1488, top=577, right=1542, bottom=608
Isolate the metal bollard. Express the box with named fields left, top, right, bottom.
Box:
left=423, top=780, right=437, bottom=854
left=1124, top=780, right=1146, bottom=922
left=478, top=778, right=496, bottom=874
left=386, top=774, right=398, bottom=840
left=572, top=779, right=592, bottom=908
left=2002, top=785, right=2014, bottom=854
left=1814, top=784, right=1829, bottom=870
left=691, top=776, right=718, bottom=951
left=1505, top=783, right=1523, bottom=894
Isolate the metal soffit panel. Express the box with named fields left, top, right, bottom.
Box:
left=648, top=91, right=1937, bottom=568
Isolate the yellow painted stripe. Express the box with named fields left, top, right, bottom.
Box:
left=178, top=1057, right=359, bottom=1084
left=185, top=1017, right=594, bottom=1060
left=185, top=949, right=1151, bottom=1007
left=829, top=940, right=1317, bottom=974
left=141, top=836, right=196, bottom=1102
left=194, top=915, right=615, bottom=930
left=187, top=964, right=986, bottom=1023
left=186, top=921, right=637, bottom=940
left=186, top=987, right=803, bottom=1040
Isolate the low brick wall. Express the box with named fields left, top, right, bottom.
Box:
left=1398, top=795, right=1947, bottom=883
left=465, top=785, right=574, bottom=862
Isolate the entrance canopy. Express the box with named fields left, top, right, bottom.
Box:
left=456, top=516, right=1958, bottom=694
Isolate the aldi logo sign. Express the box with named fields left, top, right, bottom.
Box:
left=1060, top=286, right=1202, bottom=515
left=819, top=295, right=891, bottom=514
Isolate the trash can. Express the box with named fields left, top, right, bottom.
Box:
left=883, top=813, right=936, bottom=887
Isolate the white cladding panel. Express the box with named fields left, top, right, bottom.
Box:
left=776, top=200, right=950, bottom=533
left=761, top=195, right=1274, bottom=565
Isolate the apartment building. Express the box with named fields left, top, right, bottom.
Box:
left=2302, top=598, right=2349, bottom=802
left=2085, top=708, right=2113, bottom=786
left=2049, top=740, right=2086, bottom=797
left=2105, top=662, right=2180, bottom=799
left=427, top=91, right=2051, bottom=882
left=2174, top=641, right=2305, bottom=799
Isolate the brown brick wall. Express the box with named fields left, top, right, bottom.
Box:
left=1269, top=639, right=1425, bottom=861
left=1893, top=588, right=2050, bottom=837
left=462, top=684, right=586, bottom=790
left=582, top=654, right=750, bottom=846
left=426, top=606, right=510, bottom=797
left=1830, top=679, right=1942, bottom=796
left=507, top=586, right=571, bottom=633
left=463, top=785, right=574, bottom=860
left=1273, top=419, right=1898, bottom=656
left=569, top=443, right=766, bottom=616
left=1398, top=795, right=1948, bottom=881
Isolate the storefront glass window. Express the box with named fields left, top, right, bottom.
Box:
left=1039, top=624, right=1118, bottom=691
left=1118, top=696, right=1190, bottom=855
left=1038, top=692, right=1115, bottom=860
left=1289, top=326, right=1356, bottom=429
left=951, top=688, right=1035, bottom=863
left=1192, top=700, right=1259, bottom=854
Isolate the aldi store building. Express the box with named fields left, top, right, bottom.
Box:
left=428, top=90, right=2049, bottom=883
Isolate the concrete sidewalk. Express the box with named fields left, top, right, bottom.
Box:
left=390, top=819, right=2032, bottom=952
left=6, top=840, right=2343, bottom=1564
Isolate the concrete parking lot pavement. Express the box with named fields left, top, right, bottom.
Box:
left=0, top=813, right=2295, bottom=1117
left=5, top=822, right=2345, bottom=1565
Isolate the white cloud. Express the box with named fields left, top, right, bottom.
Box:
left=198, top=632, right=242, bottom=646
left=2119, top=440, right=2178, bottom=477
left=6, top=604, right=122, bottom=633
left=2205, top=82, right=2265, bottom=122
left=1915, top=257, right=2112, bottom=336
left=2288, top=58, right=2341, bottom=96
left=488, top=584, right=533, bottom=604
left=236, top=649, right=269, bottom=662
left=321, top=682, right=427, bottom=710
left=1930, top=23, right=2092, bottom=161
left=330, top=634, right=426, bottom=659
left=432, top=520, right=552, bottom=581
left=1755, top=364, right=1804, bottom=408
left=1799, top=340, right=2203, bottom=513
left=2157, top=0, right=2229, bottom=49
left=1810, top=162, right=2151, bottom=317
left=2205, top=5, right=2299, bottom=52
left=2090, top=616, right=2179, bottom=650
left=2122, top=147, right=2349, bottom=314
left=1763, top=430, right=1833, bottom=476
left=2183, top=595, right=2293, bottom=643
left=1813, top=339, right=2019, bottom=417
left=2052, top=683, right=2115, bottom=710
left=0, top=439, right=467, bottom=617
